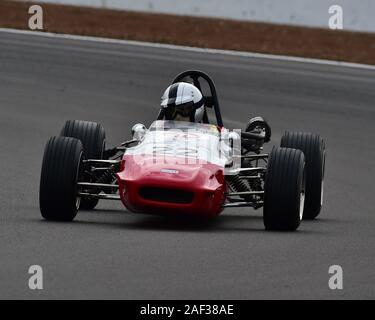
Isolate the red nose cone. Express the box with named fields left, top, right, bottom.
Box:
left=117, top=155, right=226, bottom=216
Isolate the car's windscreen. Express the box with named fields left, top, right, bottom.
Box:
left=149, top=120, right=220, bottom=136
left=125, top=120, right=227, bottom=167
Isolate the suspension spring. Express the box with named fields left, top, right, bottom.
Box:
left=95, top=166, right=118, bottom=193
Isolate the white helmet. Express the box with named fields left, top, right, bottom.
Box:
left=160, top=82, right=205, bottom=122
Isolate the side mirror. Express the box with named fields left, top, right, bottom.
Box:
left=245, top=116, right=271, bottom=142
left=131, top=123, right=147, bottom=141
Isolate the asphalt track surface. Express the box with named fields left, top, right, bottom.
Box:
left=0, top=30, right=374, bottom=299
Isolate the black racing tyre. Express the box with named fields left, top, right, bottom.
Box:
left=61, top=120, right=106, bottom=210
left=263, top=147, right=306, bottom=231
left=281, top=131, right=325, bottom=220
left=39, top=136, right=83, bottom=221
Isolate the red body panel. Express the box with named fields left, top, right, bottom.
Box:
left=117, top=155, right=226, bottom=217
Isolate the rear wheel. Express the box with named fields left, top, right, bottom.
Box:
left=39, top=136, right=83, bottom=221
left=281, top=131, right=325, bottom=219
left=263, top=147, right=306, bottom=231
left=61, top=120, right=106, bottom=210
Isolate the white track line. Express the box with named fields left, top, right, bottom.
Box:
left=1, top=28, right=375, bottom=71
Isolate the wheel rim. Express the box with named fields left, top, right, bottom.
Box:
left=299, top=190, right=305, bottom=220
left=75, top=197, right=81, bottom=210
left=320, top=150, right=325, bottom=206
left=75, top=151, right=83, bottom=210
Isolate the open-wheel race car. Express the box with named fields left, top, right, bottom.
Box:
left=39, top=70, right=325, bottom=231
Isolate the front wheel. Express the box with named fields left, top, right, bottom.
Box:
left=39, top=136, right=83, bottom=221
left=263, top=147, right=306, bottom=231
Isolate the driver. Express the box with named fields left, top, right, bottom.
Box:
left=160, top=82, right=205, bottom=122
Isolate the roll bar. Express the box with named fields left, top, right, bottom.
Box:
left=157, top=70, right=224, bottom=127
